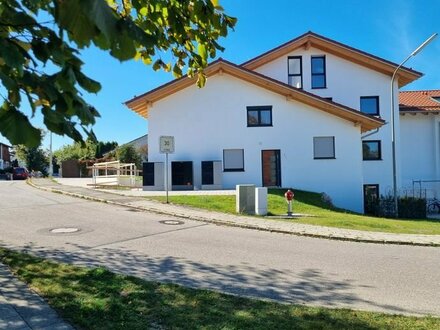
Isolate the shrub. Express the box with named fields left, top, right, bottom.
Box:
left=398, top=197, right=427, bottom=219
left=365, top=194, right=426, bottom=219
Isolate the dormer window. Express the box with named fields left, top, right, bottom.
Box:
left=288, top=56, right=302, bottom=88
left=432, top=96, right=440, bottom=103
left=311, top=56, right=326, bottom=89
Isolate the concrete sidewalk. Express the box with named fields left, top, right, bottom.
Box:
left=0, top=263, right=73, bottom=330
left=29, top=178, right=440, bottom=247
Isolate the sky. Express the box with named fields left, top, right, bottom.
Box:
left=1, top=0, right=439, bottom=151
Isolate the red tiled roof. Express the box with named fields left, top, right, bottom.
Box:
left=399, top=90, right=440, bottom=112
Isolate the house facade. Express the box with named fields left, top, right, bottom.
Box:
left=400, top=90, right=440, bottom=198
left=125, top=32, right=422, bottom=213
left=0, top=143, right=11, bottom=170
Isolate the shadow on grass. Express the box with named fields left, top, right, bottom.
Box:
left=1, top=242, right=433, bottom=330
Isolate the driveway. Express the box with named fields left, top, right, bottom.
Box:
left=1, top=181, right=439, bottom=317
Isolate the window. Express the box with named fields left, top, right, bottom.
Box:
left=247, top=106, right=272, bottom=127
left=223, top=149, right=244, bottom=171
left=311, top=56, right=326, bottom=89
left=201, top=161, right=214, bottom=185
left=362, top=140, right=382, bottom=160
left=432, top=96, right=440, bottom=103
left=143, top=162, right=155, bottom=186
left=313, top=137, right=335, bottom=159
left=360, top=96, right=379, bottom=116
left=288, top=56, right=302, bottom=88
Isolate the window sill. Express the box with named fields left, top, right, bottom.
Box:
left=311, top=86, right=327, bottom=89
left=360, top=112, right=380, bottom=117
left=247, top=125, right=273, bottom=127
left=223, top=169, right=245, bottom=172
left=363, top=158, right=383, bottom=161
left=313, top=157, right=336, bottom=160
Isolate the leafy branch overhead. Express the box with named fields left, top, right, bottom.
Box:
left=0, top=0, right=236, bottom=147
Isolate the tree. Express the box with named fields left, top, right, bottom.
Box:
left=54, top=139, right=98, bottom=163
left=0, top=0, right=236, bottom=147
left=116, top=144, right=142, bottom=168
left=14, top=145, right=49, bottom=175
left=54, top=139, right=118, bottom=163
left=95, top=141, right=118, bottom=158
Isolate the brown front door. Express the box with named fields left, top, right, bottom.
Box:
left=262, top=150, right=281, bottom=187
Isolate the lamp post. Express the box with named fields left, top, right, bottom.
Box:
left=390, top=33, right=437, bottom=217
left=49, top=132, right=53, bottom=176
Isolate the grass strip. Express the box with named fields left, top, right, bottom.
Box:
left=1, top=248, right=439, bottom=330
left=148, top=189, right=440, bottom=235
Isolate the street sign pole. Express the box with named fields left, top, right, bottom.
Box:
left=165, top=152, right=169, bottom=203
left=159, top=136, right=175, bottom=204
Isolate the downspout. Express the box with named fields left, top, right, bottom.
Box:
left=361, top=128, right=380, bottom=140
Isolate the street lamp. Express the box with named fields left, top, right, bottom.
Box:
left=49, top=131, right=53, bottom=176
left=390, top=33, right=437, bottom=217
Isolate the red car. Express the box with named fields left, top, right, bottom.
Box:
left=12, top=167, right=28, bottom=180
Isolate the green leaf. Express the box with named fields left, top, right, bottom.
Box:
left=0, top=104, right=41, bottom=148
left=56, top=0, right=96, bottom=47
left=197, top=72, right=206, bottom=88
left=109, top=29, right=136, bottom=61
left=0, top=71, right=17, bottom=90
left=0, top=39, right=25, bottom=70
left=197, top=43, right=207, bottom=65
left=74, top=70, right=101, bottom=93
left=83, top=0, right=118, bottom=41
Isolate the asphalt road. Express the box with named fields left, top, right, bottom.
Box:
left=1, top=181, right=439, bottom=316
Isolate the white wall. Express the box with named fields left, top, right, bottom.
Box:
left=255, top=47, right=400, bottom=196
left=148, top=74, right=364, bottom=212
left=400, top=114, right=440, bottom=197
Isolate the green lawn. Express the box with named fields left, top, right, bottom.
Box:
left=149, top=189, right=440, bottom=235
left=1, top=248, right=439, bottom=330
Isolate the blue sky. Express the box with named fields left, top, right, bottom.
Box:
left=1, top=0, right=439, bottom=151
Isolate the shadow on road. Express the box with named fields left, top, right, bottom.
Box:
left=0, top=241, right=413, bottom=317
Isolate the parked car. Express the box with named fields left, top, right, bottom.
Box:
left=12, top=167, right=28, bottom=180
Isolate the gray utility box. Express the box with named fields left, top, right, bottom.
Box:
left=255, top=187, right=268, bottom=216
left=142, top=162, right=164, bottom=191
left=236, top=184, right=256, bottom=215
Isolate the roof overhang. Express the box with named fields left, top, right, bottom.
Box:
left=400, top=107, right=440, bottom=115
left=242, top=32, right=422, bottom=88
left=125, top=59, right=384, bottom=133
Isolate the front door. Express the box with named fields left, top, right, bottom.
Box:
left=262, top=150, right=281, bottom=187
left=363, top=184, right=379, bottom=214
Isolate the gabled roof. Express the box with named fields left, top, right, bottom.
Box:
left=0, top=142, right=11, bottom=148
left=125, top=59, right=384, bottom=132
left=242, top=31, right=422, bottom=87
left=399, top=90, right=440, bottom=113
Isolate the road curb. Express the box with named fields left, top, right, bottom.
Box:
left=27, top=180, right=440, bottom=247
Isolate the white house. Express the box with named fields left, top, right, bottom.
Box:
left=400, top=90, right=440, bottom=198
left=125, top=32, right=422, bottom=213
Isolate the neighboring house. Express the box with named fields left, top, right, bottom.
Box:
left=0, top=143, right=11, bottom=170
left=400, top=90, right=440, bottom=198
left=125, top=31, right=422, bottom=213
left=103, top=134, right=148, bottom=161
left=123, top=134, right=148, bottom=161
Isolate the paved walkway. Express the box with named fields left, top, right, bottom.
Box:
left=29, top=178, right=440, bottom=246
left=0, top=263, right=73, bottom=330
